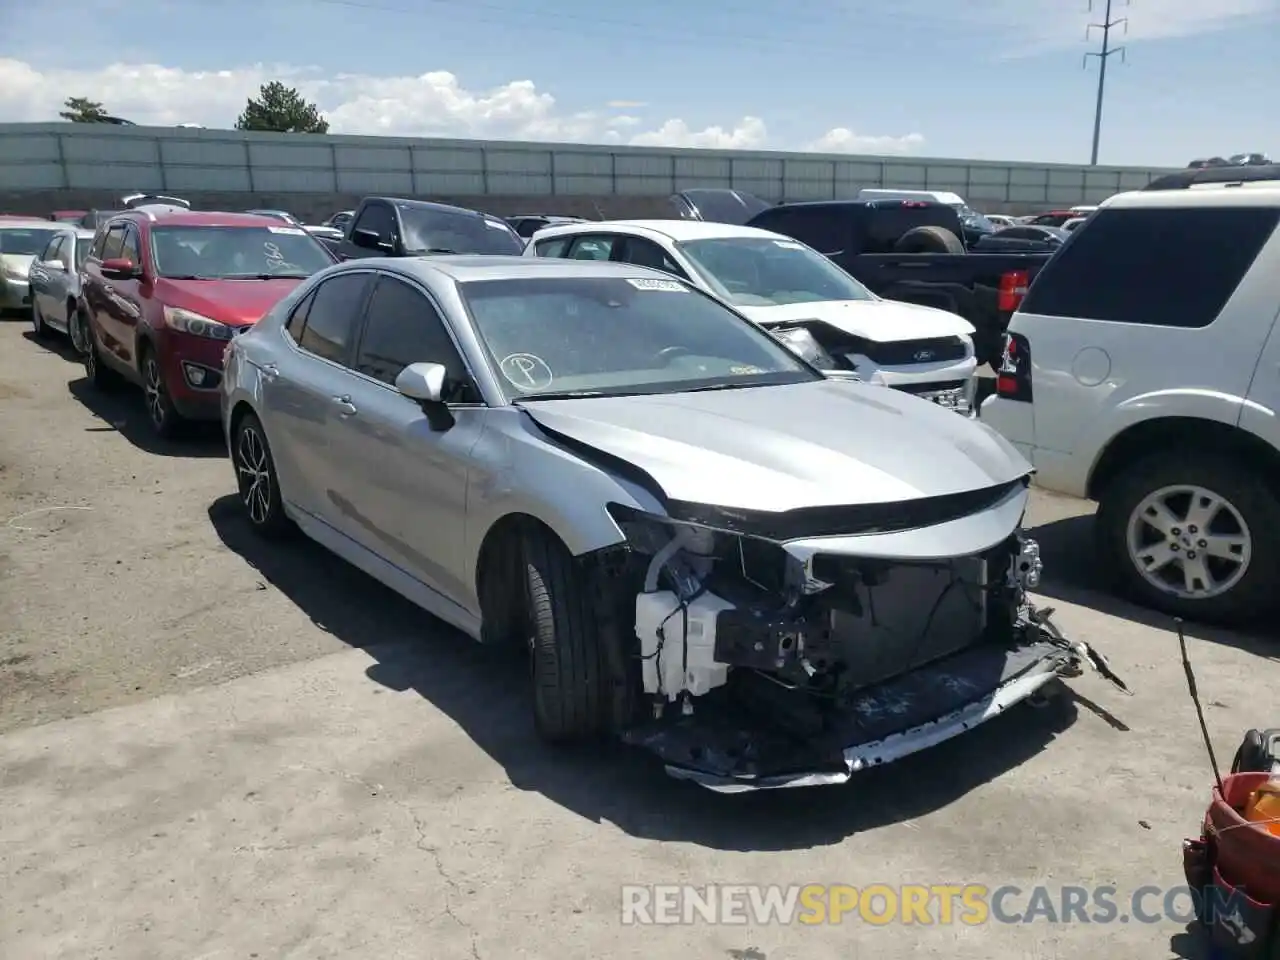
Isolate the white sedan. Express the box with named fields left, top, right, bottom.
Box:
left=525, top=219, right=979, bottom=414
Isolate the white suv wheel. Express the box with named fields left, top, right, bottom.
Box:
left=1125, top=484, right=1251, bottom=601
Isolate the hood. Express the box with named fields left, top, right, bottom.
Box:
left=155, top=277, right=306, bottom=326
left=1, top=254, right=35, bottom=279
left=737, top=299, right=975, bottom=341
left=520, top=379, right=1031, bottom=512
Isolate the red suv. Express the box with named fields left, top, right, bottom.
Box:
left=79, top=210, right=337, bottom=437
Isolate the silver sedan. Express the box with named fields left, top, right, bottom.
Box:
left=27, top=226, right=96, bottom=350
left=220, top=256, right=1124, bottom=790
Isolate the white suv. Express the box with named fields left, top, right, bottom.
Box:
left=982, top=177, right=1280, bottom=624
left=525, top=219, right=979, bottom=414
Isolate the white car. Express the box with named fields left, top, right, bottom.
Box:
left=525, top=220, right=979, bottom=414
left=982, top=179, right=1280, bottom=624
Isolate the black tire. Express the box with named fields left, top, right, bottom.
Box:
left=894, top=225, right=965, bottom=254
left=232, top=411, right=292, bottom=538
left=31, top=299, right=50, bottom=339
left=139, top=343, right=185, bottom=439
left=82, top=313, right=123, bottom=390
left=1095, top=452, right=1280, bottom=625
left=520, top=526, right=634, bottom=742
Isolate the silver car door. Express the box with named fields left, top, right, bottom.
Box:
left=335, top=273, right=488, bottom=604
left=260, top=270, right=374, bottom=534
left=29, top=235, right=61, bottom=318
left=45, top=235, right=74, bottom=328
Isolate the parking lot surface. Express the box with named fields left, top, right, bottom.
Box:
left=1, top=320, right=1276, bottom=959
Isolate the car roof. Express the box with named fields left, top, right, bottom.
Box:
left=1105, top=183, right=1280, bottom=209
left=375, top=197, right=505, bottom=220
left=0, top=218, right=58, bottom=228
left=345, top=254, right=685, bottom=284
left=115, top=210, right=297, bottom=228
left=531, top=218, right=788, bottom=243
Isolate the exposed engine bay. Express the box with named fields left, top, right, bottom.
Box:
left=604, top=497, right=1128, bottom=791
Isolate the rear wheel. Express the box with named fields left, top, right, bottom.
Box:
left=140, top=344, right=185, bottom=439
left=233, top=411, right=292, bottom=537
left=83, top=313, right=123, bottom=390
left=1096, top=452, right=1280, bottom=625
left=519, top=526, right=635, bottom=742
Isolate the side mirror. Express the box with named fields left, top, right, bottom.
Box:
left=40, top=259, right=66, bottom=272
left=352, top=228, right=392, bottom=252
left=395, top=361, right=454, bottom=430
left=100, top=257, right=138, bottom=279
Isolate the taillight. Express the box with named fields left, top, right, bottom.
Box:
left=998, top=270, right=1029, bottom=312
left=995, top=332, right=1033, bottom=402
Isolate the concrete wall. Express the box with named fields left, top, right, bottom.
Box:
left=0, top=123, right=1178, bottom=220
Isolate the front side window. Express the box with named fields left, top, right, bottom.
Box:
left=41, top=236, right=66, bottom=263
left=0, top=227, right=60, bottom=256
left=398, top=206, right=524, bottom=255
left=355, top=276, right=479, bottom=401
left=566, top=236, right=615, bottom=260
left=295, top=272, right=372, bottom=364
left=678, top=236, right=875, bottom=307
left=353, top=204, right=395, bottom=242
left=74, top=238, right=92, bottom=267
left=1020, top=206, right=1280, bottom=328
left=120, top=224, right=141, bottom=265
left=149, top=225, right=335, bottom=280
left=458, top=275, right=821, bottom=401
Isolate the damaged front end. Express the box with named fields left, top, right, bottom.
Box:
left=606, top=482, right=1127, bottom=791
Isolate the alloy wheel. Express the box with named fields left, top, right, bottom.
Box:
left=236, top=424, right=272, bottom=525
left=70, top=312, right=86, bottom=354
left=1125, top=484, right=1251, bottom=601
left=143, top=355, right=167, bottom=429
left=85, top=333, right=98, bottom=378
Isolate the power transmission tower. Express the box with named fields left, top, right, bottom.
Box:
left=1084, top=0, right=1128, bottom=165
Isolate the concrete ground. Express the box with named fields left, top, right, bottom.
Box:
left=1, top=319, right=1276, bottom=960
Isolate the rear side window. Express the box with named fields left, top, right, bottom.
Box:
left=1021, top=206, right=1280, bottom=328
left=533, top=236, right=571, bottom=258
left=751, top=208, right=848, bottom=255
left=296, top=272, right=371, bottom=364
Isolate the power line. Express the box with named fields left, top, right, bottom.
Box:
left=1083, top=0, right=1128, bottom=165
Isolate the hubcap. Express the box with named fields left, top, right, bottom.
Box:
left=236, top=426, right=271, bottom=524
left=144, top=356, right=166, bottom=427
left=1126, top=484, right=1251, bottom=600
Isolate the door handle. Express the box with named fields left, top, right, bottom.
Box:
left=332, top=395, right=357, bottom=416
left=258, top=362, right=279, bottom=382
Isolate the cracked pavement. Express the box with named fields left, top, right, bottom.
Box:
left=1, top=320, right=1278, bottom=959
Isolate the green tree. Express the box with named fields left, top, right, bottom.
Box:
left=59, top=96, right=110, bottom=123
left=235, top=82, right=329, bottom=134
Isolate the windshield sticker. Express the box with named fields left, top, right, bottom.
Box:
left=626, top=278, right=686, bottom=292
left=499, top=353, right=554, bottom=390
left=267, top=226, right=306, bottom=235
left=772, top=240, right=804, bottom=249
left=729, top=364, right=764, bottom=375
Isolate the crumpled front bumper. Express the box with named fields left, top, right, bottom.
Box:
left=621, top=627, right=1102, bottom=793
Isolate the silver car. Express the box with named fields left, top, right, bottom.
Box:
left=0, top=219, right=63, bottom=315
left=28, top=226, right=96, bottom=349
left=220, top=256, right=1125, bottom=791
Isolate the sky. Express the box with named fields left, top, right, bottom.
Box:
left=0, top=0, right=1276, bottom=168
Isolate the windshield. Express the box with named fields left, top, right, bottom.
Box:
left=149, top=225, right=335, bottom=279
left=0, top=228, right=59, bottom=256
left=459, top=276, right=821, bottom=400
left=677, top=236, right=877, bottom=307
left=399, top=207, right=524, bottom=255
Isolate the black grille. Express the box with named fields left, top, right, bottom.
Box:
left=861, top=336, right=968, bottom=366
left=896, top=379, right=967, bottom=396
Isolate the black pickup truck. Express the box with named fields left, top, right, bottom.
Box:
left=333, top=197, right=525, bottom=261
left=668, top=190, right=1054, bottom=366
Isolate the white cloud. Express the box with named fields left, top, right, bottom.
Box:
left=0, top=58, right=924, bottom=155
left=807, top=128, right=927, bottom=155
left=606, top=100, right=648, bottom=109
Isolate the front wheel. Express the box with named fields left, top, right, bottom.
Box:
left=520, top=527, right=635, bottom=742
left=233, top=411, right=292, bottom=537
left=1096, top=452, right=1280, bottom=625
left=82, top=313, right=123, bottom=390
left=31, top=299, right=49, bottom=339
left=140, top=345, right=185, bottom=439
